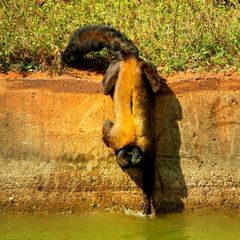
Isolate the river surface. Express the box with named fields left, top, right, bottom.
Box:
left=0, top=212, right=240, bottom=240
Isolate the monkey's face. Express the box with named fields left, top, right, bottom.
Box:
left=116, top=145, right=143, bottom=169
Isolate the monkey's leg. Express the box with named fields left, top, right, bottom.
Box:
left=102, top=60, right=120, bottom=95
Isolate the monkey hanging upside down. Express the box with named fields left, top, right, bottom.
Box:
left=62, top=24, right=164, bottom=213
left=62, top=24, right=163, bottom=168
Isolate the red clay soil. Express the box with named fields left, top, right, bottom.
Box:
left=0, top=70, right=103, bottom=81
left=0, top=70, right=239, bottom=94
left=1, top=70, right=239, bottom=82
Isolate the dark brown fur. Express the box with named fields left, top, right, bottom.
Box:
left=62, top=24, right=139, bottom=66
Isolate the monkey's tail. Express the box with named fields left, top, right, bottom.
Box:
left=62, top=24, right=139, bottom=66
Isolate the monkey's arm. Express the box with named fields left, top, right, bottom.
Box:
left=102, top=60, right=120, bottom=95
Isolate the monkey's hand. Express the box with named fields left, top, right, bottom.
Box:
left=102, top=119, right=113, bottom=147
left=141, top=195, right=151, bottom=215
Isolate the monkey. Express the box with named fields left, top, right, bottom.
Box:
left=101, top=57, right=162, bottom=169
left=62, top=24, right=164, bottom=213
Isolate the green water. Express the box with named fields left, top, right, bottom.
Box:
left=1, top=212, right=240, bottom=240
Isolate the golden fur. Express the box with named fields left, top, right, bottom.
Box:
left=102, top=57, right=153, bottom=154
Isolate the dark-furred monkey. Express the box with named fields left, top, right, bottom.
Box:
left=62, top=24, right=164, bottom=214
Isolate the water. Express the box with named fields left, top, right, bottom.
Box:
left=0, top=212, right=240, bottom=240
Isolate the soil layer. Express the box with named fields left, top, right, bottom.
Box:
left=0, top=71, right=239, bottom=214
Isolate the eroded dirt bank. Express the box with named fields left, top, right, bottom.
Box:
left=0, top=71, right=239, bottom=214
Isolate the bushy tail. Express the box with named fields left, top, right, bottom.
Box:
left=62, top=24, right=139, bottom=66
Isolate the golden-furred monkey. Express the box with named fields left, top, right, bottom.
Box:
left=62, top=24, right=164, bottom=214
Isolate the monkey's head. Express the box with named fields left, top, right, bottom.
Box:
left=116, top=145, right=143, bottom=169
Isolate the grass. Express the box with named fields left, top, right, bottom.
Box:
left=0, top=0, right=239, bottom=74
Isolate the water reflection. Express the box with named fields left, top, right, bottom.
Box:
left=1, top=213, right=239, bottom=240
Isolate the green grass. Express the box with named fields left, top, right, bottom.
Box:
left=0, top=0, right=239, bottom=73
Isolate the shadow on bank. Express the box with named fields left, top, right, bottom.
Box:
left=152, top=81, right=188, bottom=213
left=121, top=80, right=188, bottom=214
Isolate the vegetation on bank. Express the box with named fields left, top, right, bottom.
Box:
left=0, top=0, right=239, bottom=73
